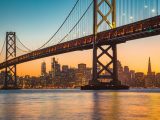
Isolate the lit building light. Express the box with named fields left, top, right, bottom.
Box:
left=129, top=16, right=133, bottom=19
left=152, top=9, right=155, bottom=13
left=144, top=5, right=148, bottom=8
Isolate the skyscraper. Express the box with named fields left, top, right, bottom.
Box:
left=62, top=65, right=69, bottom=72
left=145, top=57, right=155, bottom=87
left=51, top=57, right=61, bottom=78
left=78, top=63, right=86, bottom=74
left=147, top=57, right=152, bottom=75
left=41, top=61, right=46, bottom=76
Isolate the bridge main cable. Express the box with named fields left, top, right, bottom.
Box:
left=36, top=0, right=80, bottom=50
left=58, top=0, right=93, bottom=44
left=13, top=0, right=93, bottom=54
left=12, top=0, right=81, bottom=53
left=16, top=35, right=32, bottom=52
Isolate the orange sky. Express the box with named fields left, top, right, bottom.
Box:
left=0, top=0, right=159, bottom=77
left=10, top=35, right=160, bottom=77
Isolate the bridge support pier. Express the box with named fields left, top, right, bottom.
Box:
left=92, top=43, right=121, bottom=85
left=91, top=0, right=120, bottom=85
left=4, top=32, right=17, bottom=89
left=83, top=0, right=130, bottom=89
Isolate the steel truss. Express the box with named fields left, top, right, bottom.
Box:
left=92, top=0, right=120, bottom=85
left=5, top=32, right=17, bottom=88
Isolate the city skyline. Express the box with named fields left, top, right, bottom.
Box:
left=1, top=34, right=160, bottom=76
left=1, top=56, right=157, bottom=89
left=16, top=56, right=160, bottom=77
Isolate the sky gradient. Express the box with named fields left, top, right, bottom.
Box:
left=0, top=0, right=160, bottom=76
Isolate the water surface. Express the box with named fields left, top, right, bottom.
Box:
left=0, top=89, right=160, bottom=120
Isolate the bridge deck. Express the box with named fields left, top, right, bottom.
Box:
left=0, top=15, right=160, bottom=69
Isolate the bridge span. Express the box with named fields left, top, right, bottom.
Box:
left=0, top=15, right=159, bottom=69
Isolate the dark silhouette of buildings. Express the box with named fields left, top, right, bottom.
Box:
left=116, top=57, right=160, bottom=88
left=1, top=57, right=160, bottom=88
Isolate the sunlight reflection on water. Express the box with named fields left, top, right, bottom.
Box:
left=0, top=89, right=160, bottom=120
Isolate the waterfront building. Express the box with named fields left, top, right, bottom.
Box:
left=130, top=70, right=136, bottom=87
left=117, top=61, right=124, bottom=83
left=78, top=63, right=86, bottom=74
left=155, top=73, right=160, bottom=87
left=145, top=57, right=156, bottom=87
left=62, top=65, right=69, bottom=72
left=51, top=57, right=61, bottom=79
left=135, top=72, right=145, bottom=87
left=0, top=71, right=5, bottom=86
left=68, top=68, right=76, bottom=85
left=123, top=66, right=131, bottom=85
left=41, top=61, right=47, bottom=76
left=60, top=65, right=69, bottom=86
left=75, top=63, right=91, bottom=86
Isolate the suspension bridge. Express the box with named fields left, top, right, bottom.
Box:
left=0, top=0, right=160, bottom=89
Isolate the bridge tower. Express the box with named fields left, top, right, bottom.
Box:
left=4, top=32, right=17, bottom=88
left=92, top=0, right=120, bottom=85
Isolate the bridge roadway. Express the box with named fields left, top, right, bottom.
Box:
left=0, top=15, right=160, bottom=69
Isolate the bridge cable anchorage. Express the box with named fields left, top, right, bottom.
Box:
left=16, top=35, right=32, bottom=52
left=58, top=0, right=93, bottom=44
left=35, top=0, right=80, bottom=50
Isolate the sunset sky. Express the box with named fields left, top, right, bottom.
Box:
left=0, top=0, right=160, bottom=76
